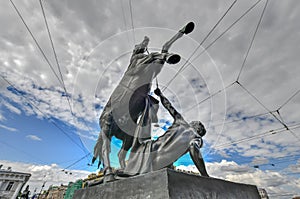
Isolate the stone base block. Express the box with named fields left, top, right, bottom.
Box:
left=73, top=168, right=260, bottom=199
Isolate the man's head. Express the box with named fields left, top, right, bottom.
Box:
left=189, top=121, right=206, bottom=137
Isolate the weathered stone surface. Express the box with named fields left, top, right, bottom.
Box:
left=73, top=168, right=260, bottom=199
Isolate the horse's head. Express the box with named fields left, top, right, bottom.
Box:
left=133, top=36, right=149, bottom=54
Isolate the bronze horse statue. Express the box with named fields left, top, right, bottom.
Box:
left=92, top=22, right=195, bottom=182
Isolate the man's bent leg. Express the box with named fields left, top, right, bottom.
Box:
left=189, top=138, right=209, bottom=177
left=152, top=130, right=195, bottom=171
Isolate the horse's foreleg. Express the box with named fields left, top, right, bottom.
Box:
left=161, top=22, right=194, bottom=53
left=101, top=132, right=115, bottom=182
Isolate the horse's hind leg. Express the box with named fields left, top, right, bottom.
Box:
left=118, top=135, right=133, bottom=169
left=92, top=131, right=103, bottom=167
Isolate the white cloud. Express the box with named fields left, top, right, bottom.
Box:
left=0, top=160, right=90, bottom=193
left=0, top=124, right=18, bottom=132
left=1, top=101, right=22, bottom=115
left=26, top=135, right=42, bottom=141
left=0, top=113, right=5, bottom=121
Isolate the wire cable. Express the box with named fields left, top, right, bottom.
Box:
left=191, top=0, right=263, bottom=64
left=128, top=0, right=135, bottom=43
left=236, top=81, right=300, bottom=142
left=278, top=89, right=300, bottom=111
left=39, top=0, right=74, bottom=115
left=9, top=0, right=63, bottom=87
left=212, top=110, right=276, bottom=127
left=277, top=110, right=300, bottom=141
left=185, top=81, right=236, bottom=113
left=236, top=0, right=269, bottom=81
left=214, top=123, right=300, bottom=149
left=40, top=0, right=93, bottom=160
left=162, top=0, right=238, bottom=91
left=63, top=153, right=91, bottom=170
left=0, top=140, right=48, bottom=164
left=1, top=75, right=89, bottom=155
left=163, top=0, right=263, bottom=90
left=120, top=0, right=130, bottom=43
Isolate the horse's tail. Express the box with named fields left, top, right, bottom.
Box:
left=93, top=132, right=103, bottom=168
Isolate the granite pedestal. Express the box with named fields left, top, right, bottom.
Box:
left=73, top=168, right=260, bottom=199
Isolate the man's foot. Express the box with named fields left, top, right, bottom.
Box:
left=180, top=22, right=195, bottom=34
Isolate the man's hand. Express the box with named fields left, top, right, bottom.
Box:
left=154, top=88, right=162, bottom=96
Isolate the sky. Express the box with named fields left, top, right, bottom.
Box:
left=0, top=0, right=300, bottom=198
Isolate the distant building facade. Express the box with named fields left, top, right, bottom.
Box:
left=46, top=185, right=67, bottom=199
left=0, top=165, right=31, bottom=199
left=64, top=180, right=83, bottom=199
left=36, top=184, right=67, bottom=199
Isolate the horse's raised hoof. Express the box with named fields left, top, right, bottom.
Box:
left=166, top=53, right=181, bottom=64
left=180, top=22, right=195, bottom=35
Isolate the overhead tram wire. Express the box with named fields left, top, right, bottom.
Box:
left=189, top=0, right=263, bottom=65
left=210, top=89, right=300, bottom=128
left=39, top=0, right=73, bottom=115
left=223, top=0, right=299, bottom=140
left=214, top=122, right=300, bottom=149
left=185, top=81, right=236, bottom=113
left=183, top=0, right=298, bottom=141
left=162, top=0, right=238, bottom=91
left=11, top=0, right=91, bottom=158
left=278, top=89, right=300, bottom=111
left=253, top=155, right=300, bottom=168
left=120, top=0, right=131, bottom=43
left=268, top=193, right=296, bottom=197
left=277, top=109, right=300, bottom=140
left=121, top=0, right=128, bottom=30
left=1, top=76, right=89, bottom=155
left=63, top=153, right=91, bottom=170
left=161, top=0, right=265, bottom=114
left=39, top=0, right=92, bottom=159
left=234, top=153, right=300, bottom=168
left=236, top=0, right=269, bottom=81
left=0, top=140, right=48, bottom=165
left=128, top=0, right=135, bottom=43
left=236, top=82, right=300, bottom=142
left=10, top=1, right=87, bottom=152
left=212, top=110, right=276, bottom=127
left=163, top=0, right=263, bottom=91
left=9, top=0, right=63, bottom=87
left=213, top=88, right=300, bottom=128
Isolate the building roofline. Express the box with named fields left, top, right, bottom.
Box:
left=0, top=169, right=31, bottom=176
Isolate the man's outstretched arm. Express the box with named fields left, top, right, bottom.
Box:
left=154, top=88, right=182, bottom=120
